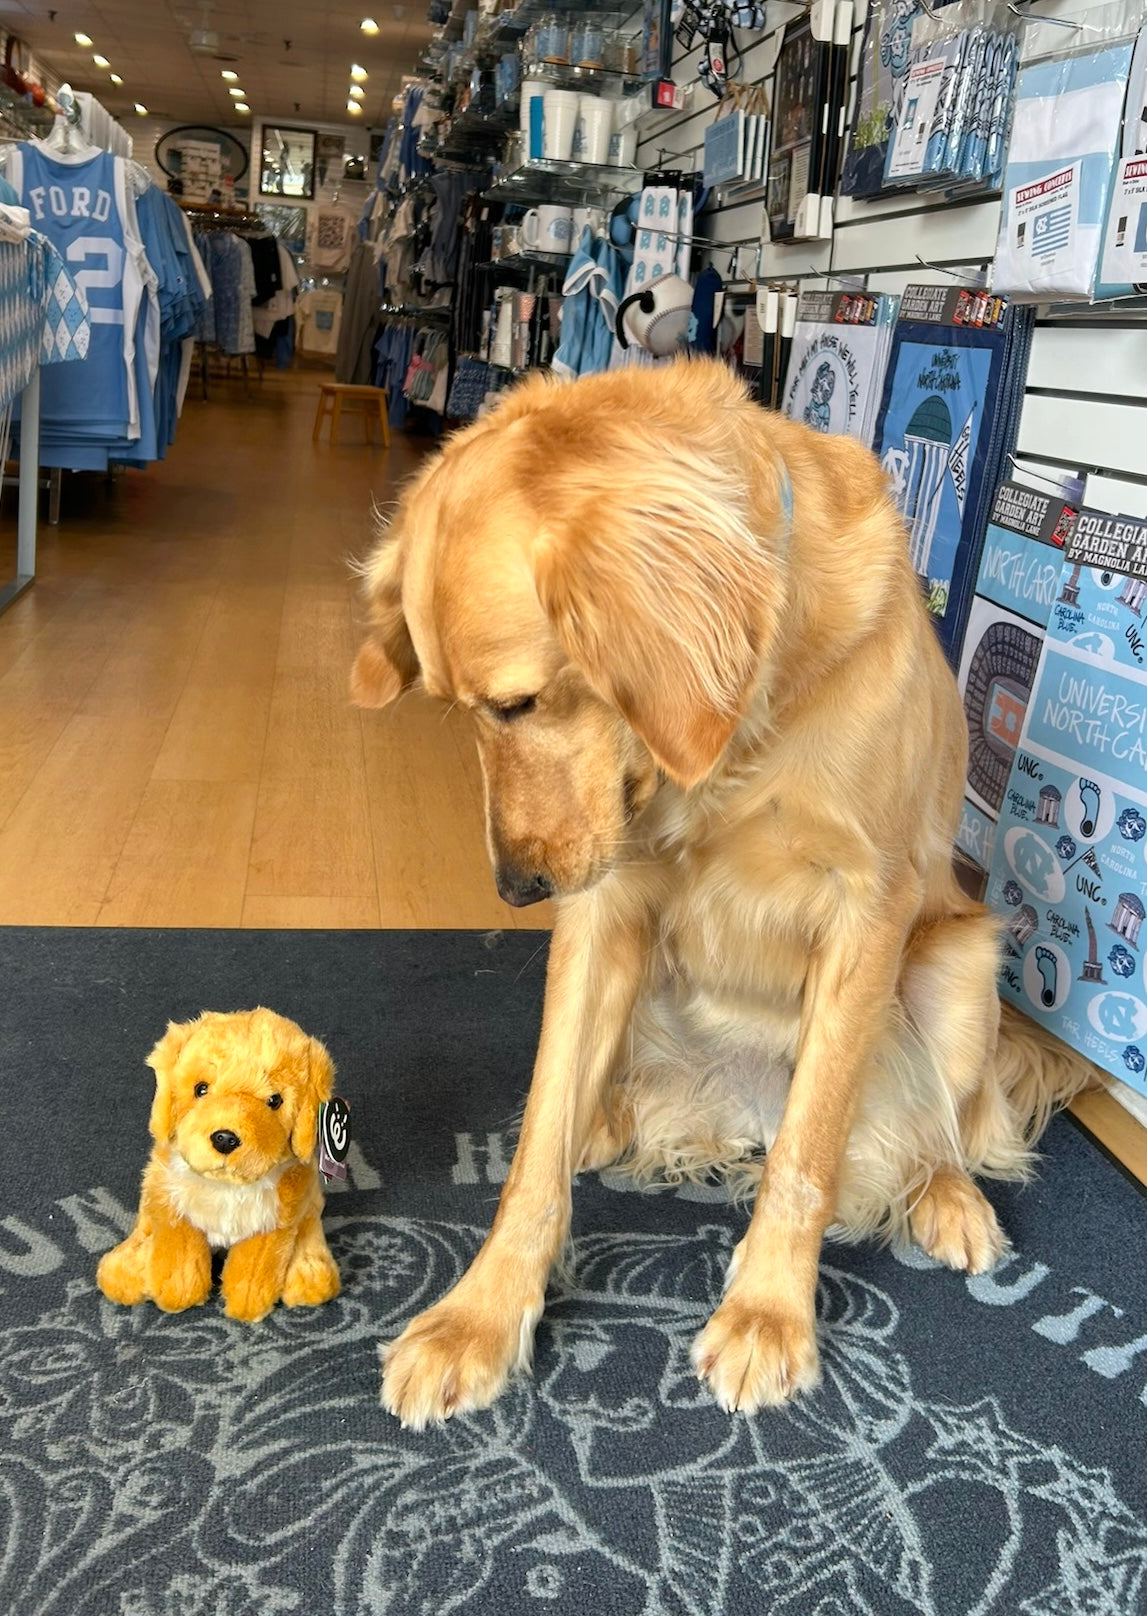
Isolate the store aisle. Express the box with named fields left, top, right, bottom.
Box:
left=0, top=373, right=550, bottom=931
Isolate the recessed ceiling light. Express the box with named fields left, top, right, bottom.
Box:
left=347, top=100, right=363, bottom=114
left=360, top=17, right=379, bottom=31
left=221, top=69, right=238, bottom=81
left=75, top=32, right=93, bottom=47
left=235, top=103, right=250, bottom=113
left=348, top=84, right=364, bottom=99
left=228, top=86, right=245, bottom=97
left=109, top=73, right=123, bottom=85
left=350, top=63, right=368, bottom=81
left=134, top=103, right=147, bottom=115
left=93, top=54, right=110, bottom=67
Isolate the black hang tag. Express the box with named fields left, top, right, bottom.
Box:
left=317, top=1097, right=351, bottom=1182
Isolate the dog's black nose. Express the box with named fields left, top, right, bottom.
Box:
left=210, top=1129, right=241, bottom=1155
left=495, top=867, right=555, bottom=907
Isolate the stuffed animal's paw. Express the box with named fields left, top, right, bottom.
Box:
left=282, top=1246, right=340, bottom=1308
left=150, top=1254, right=213, bottom=1313
left=221, top=1238, right=289, bottom=1323
left=147, top=1223, right=213, bottom=1312
left=96, top=1239, right=150, bottom=1307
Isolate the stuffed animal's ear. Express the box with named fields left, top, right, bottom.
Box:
left=531, top=466, right=772, bottom=787
left=350, top=526, right=419, bottom=709
left=145, top=1020, right=195, bottom=1142
left=291, top=1037, right=336, bottom=1162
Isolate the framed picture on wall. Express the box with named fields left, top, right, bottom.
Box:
left=259, top=125, right=317, bottom=200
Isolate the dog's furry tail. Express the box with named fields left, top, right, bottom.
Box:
left=966, top=1002, right=1100, bottom=1179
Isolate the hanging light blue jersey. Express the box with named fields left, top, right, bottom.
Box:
left=6, top=141, right=144, bottom=444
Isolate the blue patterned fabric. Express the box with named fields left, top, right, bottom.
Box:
left=0, top=238, right=48, bottom=408
left=0, top=926, right=1144, bottom=1616
left=38, top=236, right=91, bottom=366
left=0, top=233, right=87, bottom=410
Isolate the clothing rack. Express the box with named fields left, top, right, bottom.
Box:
left=180, top=202, right=266, bottom=234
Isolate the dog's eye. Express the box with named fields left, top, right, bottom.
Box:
left=493, top=696, right=537, bottom=721
left=193, top=1082, right=209, bottom=1098
left=267, top=1093, right=283, bottom=1110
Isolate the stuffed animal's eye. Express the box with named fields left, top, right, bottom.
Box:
left=267, top=1093, right=283, bottom=1110
left=194, top=1082, right=209, bottom=1098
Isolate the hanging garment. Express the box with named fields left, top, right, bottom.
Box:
left=252, top=240, right=299, bottom=339
left=0, top=233, right=87, bottom=410
left=297, top=286, right=343, bottom=356
left=309, top=206, right=357, bottom=275
left=335, top=239, right=384, bottom=385
left=374, top=321, right=416, bottom=426
left=248, top=233, right=283, bottom=303
left=2, top=139, right=148, bottom=446
left=420, top=171, right=479, bottom=285
left=552, top=227, right=628, bottom=379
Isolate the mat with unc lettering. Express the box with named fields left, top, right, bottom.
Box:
left=0, top=927, right=1145, bottom=1616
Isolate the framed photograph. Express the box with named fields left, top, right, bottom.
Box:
left=259, top=124, right=317, bottom=200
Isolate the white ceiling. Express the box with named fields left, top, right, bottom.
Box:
left=1, top=1, right=436, bottom=128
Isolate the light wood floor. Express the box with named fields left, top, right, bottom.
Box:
left=0, top=367, right=1142, bottom=1185
left=0, top=368, right=550, bottom=933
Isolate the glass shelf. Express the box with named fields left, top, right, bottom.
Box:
left=476, top=251, right=571, bottom=276
left=519, top=64, right=644, bottom=95
left=484, top=157, right=641, bottom=207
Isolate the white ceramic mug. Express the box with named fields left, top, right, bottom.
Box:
left=609, top=124, right=638, bottom=166
left=575, top=95, right=613, bottom=165
left=569, top=204, right=605, bottom=241
left=542, top=87, right=580, bottom=161
left=522, top=204, right=574, bottom=253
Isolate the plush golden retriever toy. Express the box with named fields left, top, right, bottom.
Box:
left=97, top=1008, right=341, bottom=1323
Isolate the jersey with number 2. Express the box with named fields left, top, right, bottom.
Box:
left=9, top=142, right=144, bottom=440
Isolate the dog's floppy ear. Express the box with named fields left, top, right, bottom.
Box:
left=145, top=1020, right=195, bottom=1142
left=291, top=1037, right=336, bottom=1162
left=350, top=527, right=419, bottom=709
left=532, top=465, right=773, bottom=788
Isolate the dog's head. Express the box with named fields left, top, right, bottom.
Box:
left=146, top=1009, right=335, bottom=1182
left=351, top=361, right=789, bottom=904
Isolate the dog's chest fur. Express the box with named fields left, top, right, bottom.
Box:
left=165, top=1156, right=289, bottom=1249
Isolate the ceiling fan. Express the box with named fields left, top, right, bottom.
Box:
left=176, top=4, right=270, bottom=63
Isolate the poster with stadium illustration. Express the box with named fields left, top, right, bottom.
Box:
left=876, top=335, right=992, bottom=618
left=955, top=480, right=1077, bottom=886
left=986, top=506, right=1147, bottom=1097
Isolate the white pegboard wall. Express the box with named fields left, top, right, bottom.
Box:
left=634, top=0, right=1147, bottom=494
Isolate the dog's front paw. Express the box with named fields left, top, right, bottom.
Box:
left=381, top=1289, right=543, bottom=1430
left=692, top=1291, right=820, bottom=1413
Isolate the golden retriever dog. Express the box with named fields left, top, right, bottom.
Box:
left=97, top=1008, right=341, bottom=1323
left=351, top=360, right=1093, bottom=1427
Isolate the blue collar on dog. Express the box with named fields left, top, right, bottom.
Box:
left=777, top=467, right=794, bottom=552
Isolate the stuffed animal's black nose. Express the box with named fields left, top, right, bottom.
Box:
left=210, top=1129, right=241, bottom=1155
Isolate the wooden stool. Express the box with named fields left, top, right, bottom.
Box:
left=313, top=383, right=391, bottom=448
